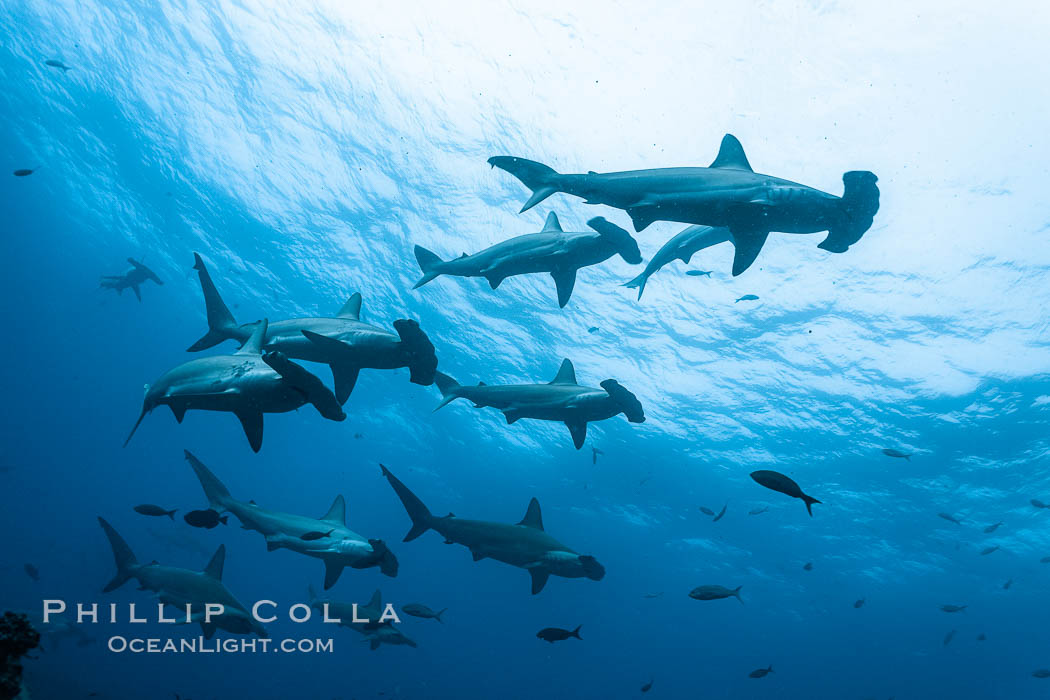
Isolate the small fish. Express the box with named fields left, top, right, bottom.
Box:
left=1041, top=556, right=1050, bottom=564
left=748, top=665, right=773, bottom=678
left=300, top=529, right=335, bottom=541
left=401, top=604, right=446, bottom=623
left=750, top=470, right=821, bottom=516
left=748, top=506, right=769, bottom=516
left=134, top=504, right=177, bottom=519
left=983, top=522, right=1003, bottom=533
left=183, top=509, right=227, bottom=529
left=24, top=563, right=40, bottom=582
left=44, top=59, right=72, bottom=72
left=943, top=629, right=956, bottom=646
left=353, top=433, right=364, bottom=439
left=641, top=678, right=654, bottom=692
left=735, top=294, right=759, bottom=303
left=940, top=604, right=967, bottom=613
left=13, top=168, right=36, bottom=177
left=536, top=625, right=582, bottom=643
left=1033, top=669, right=1050, bottom=678
left=1032, top=499, right=1049, bottom=509
left=712, top=503, right=728, bottom=522
left=881, top=448, right=912, bottom=460
left=1003, top=579, right=1012, bottom=590
left=854, top=598, right=865, bottom=608
left=977, top=633, right=987, bottom=641
left=803, top=562, right=813, bottom=571
left=938, top=512, right=962, bottom=524
left=592, top=447, right=603, bottom=465
left=980, top=545, right=1000, bottom=556
left=686, top=270, right=712, bottom=277
left=587, top=326, right=599, bottom=333
left=643, top=592, right=663, bottom=599
left=689, top=585, right=743, bottom=604
left=698, top=506, right=715, bottom=516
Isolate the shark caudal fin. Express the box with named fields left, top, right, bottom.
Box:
left=818, top=171, right=880, bottom=253
left=368, top=538, right=399, bottom=578
left=600, top=379, right=646, bottom=423
left=413, top=246, right=446, bottom=289
left=380, top=465, right=434, bottom=542
left=572, top=625, right=582, bottom=640
left=261, top=351, right=346, bottom=422
left=623, top=270, right=651, bottom=300
left=588, top=217, right=642, bottom=264
left=184, top=450, right=233, bottom=512
left=432, top=371, right=462, bottom=411
left=392, top=319, right=438, bottom=386
left=187, top=253, right=241, bottom=352
left=487, top=156, right=563, bottom=213
left=97, top=517, right=139, bottom=592
left=123, top=400, right=151, bottom=448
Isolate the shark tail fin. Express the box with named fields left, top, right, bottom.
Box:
left=588, top=217, right=642, bottom=264
left=818, top=171, right=880, bottom=253
left=368, top=538, right=399, bottom=577
left=733, top=586, right=744, bottom=604
left=487, top=156, right=563, bottom=213
left=184, top=450, right=232, bottom=511
left=380, top=465, right=433, bottom=542
left=98, top=517, right=138, bottom=592
left=435, top=608, right=446, bottom=624
left=393, top=319, right=438, bottom=386
left=187, top=253, right=240, bottom=352
left=572, top=624, right=582, bottom=640
left=413, top=246, right=446, bottom=289
left=123, top=402, right=150, bottom=448
left=623, top=270, right=650, bottom=300
left=432, top=371, right=462, bottom=411
left=802, top=494, right=821, bottom=517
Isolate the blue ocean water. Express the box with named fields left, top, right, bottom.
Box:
left=2, top=1, right=1049, bottom=698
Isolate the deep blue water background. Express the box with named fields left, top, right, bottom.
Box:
left=2, top=1, right=1050, bottom=699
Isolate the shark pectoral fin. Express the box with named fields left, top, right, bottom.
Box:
left=200, top=622, right=216, bottom=640
left=550, top=268, right=577, bottom=308
left=329, top=360, right=361, bottom=404
left=131, top=284, right=142, bottom=302
left=529, top=568, right=550, bottom=595
left=566, top=421, right=588, bottom=450
left=369, top=638, right=380, bottom=651
left=234, top=410, right=264, bottom=453
left=471, top=550, right=486, bottom=561
left=265, top=541, right=279, bottom=552
left=728, top=226, right=770, bottom=277
left=323, top=561, right=345, bottom=590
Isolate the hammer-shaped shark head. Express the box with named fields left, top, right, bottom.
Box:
left=588, top=217, right=642, bottom=264
left=579, top=555, right=606, bottom=581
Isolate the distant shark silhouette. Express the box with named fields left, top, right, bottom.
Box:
left=489, top=134, right=879, bottom=276
left=185, top=450, right=397, bottom=588
left=97, top=517, right=267, bottom=639
left=188, top=252, right=437, bottom=404
left=381, top=465, right=605, bottom=594
left=624, top=225, right=730, bottom=299
left=432, top=358, right=644, bottom=449
left=306, top=587, right=416, bottom=650
left=125, top=319, right=345, bottom=452
left=413, top=212, right=641, bottom=307
left=100, top=258, right=163, bottom=301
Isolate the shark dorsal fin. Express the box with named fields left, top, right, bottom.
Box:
left=518, top=498, right=544, bottom=530
left=708, top=134, right=753, bottom=171
left=478, top=381, right=487, bottom=386
left=336, top=293, right=362, bottom=320
left=549, top=359, right=577, bottom=385
left=235, top=319, right=268, bottom=355
left=366, top=589, right=382, bottom=610
left=321, top=495, right=346, bottom=525
left=541, top=212, right=563, bottom=233
left=203, top=545, right=225, bottom=580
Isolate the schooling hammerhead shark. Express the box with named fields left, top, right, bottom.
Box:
left=489, top=134, right=879, bottom=276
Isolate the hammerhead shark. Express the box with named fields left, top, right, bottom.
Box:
left=97, top=517, right=267, bottom=639
left=185, top=450, right=397, bottom=588
left=187, top=253, right=437, bottom=404
left=381, top=465, right=605, bottom=594
left=624, top=225, right=730, bottom=299
left=432, top=358, right=644, bottom=449
left=412, top=212, right=641, bottom=307
left=489, top=134, right=880, bottom=276
left=100, top=258, right=163, bottom=301
left=307, top=586, right=416, bottom=650
left=125, top=319, right=345, bottom=452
